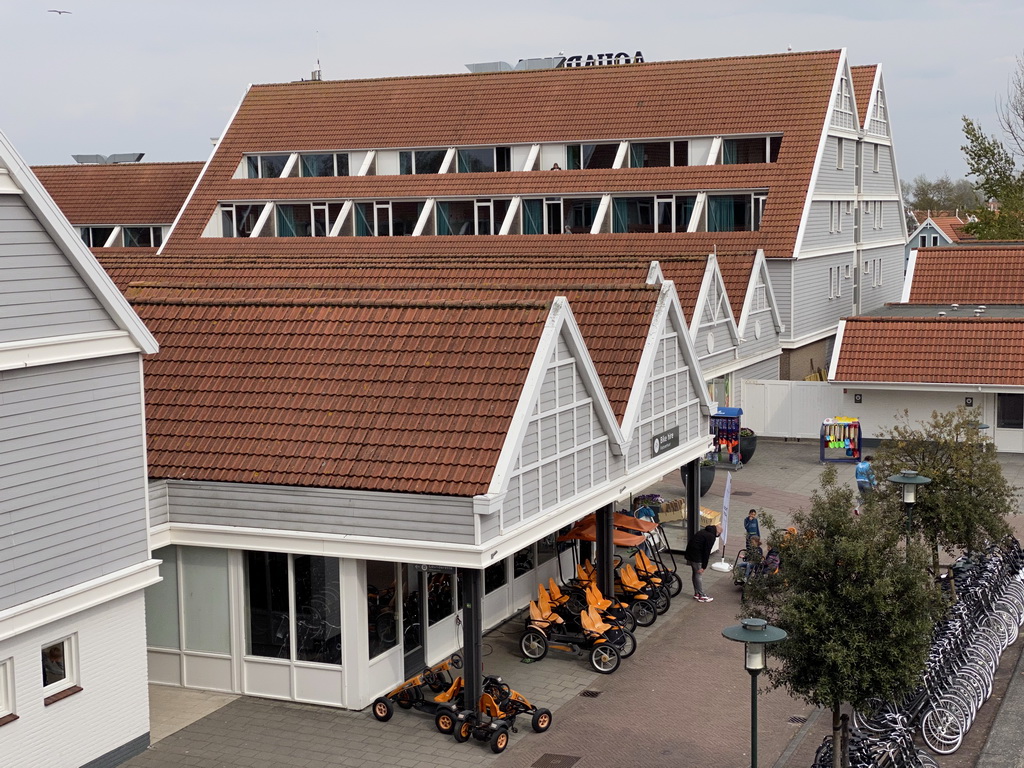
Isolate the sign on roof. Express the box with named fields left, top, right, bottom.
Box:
left=564, top=51, right=644, bottom=67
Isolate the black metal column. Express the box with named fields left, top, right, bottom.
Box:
left=684, top=457, right=700, bottom=544
left=459, top=567, right=484, bottom=717
left=595, top=503, right=615, bottom=598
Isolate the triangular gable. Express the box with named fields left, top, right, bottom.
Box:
left=689, top=252, right=740, bottom=345
left=906, top=217, right=954, bottom=248
left=620, top=280, right=714, bottom=440
left=829, top=51, right=857, bottom=133
left=736, top=249, right=784, bottom=338
left=487, top=297, right=624, bottom=496
left=0, top=128, right=157, bottom=358
left=862, top=67, right=890, bottom=139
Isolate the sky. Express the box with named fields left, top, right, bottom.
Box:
left=2, top=1, right=1023, bottom=184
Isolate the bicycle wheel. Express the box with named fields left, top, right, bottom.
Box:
left=921, top=706, right=963, bottom=755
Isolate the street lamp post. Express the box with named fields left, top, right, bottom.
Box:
left=887, top=469, right=931, bottom=556
left=722, top=618, right=787, bottom=768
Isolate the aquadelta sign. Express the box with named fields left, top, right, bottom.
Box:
left=564, top=51, right=645, bottom=67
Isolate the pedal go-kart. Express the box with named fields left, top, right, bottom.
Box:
left=452, top=676, right=552, bottom=753
left=371, top=653, right=466, bottom=733
left=519, top=590, right=622, bottom=673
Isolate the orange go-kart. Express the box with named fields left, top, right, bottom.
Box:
left=452, top=676, right=552, bottom=753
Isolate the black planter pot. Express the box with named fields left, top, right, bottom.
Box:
left=681, top=463, right=716, bottom=497
left=740, top=434, right=757, bottom=464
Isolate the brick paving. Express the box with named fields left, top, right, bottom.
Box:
left=125, top=439, right=1024, bottom=768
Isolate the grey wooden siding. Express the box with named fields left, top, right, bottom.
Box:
left=791, top=252, right=855, bottom=340
left=695, top=322, right=737, bottom=373
left=0, top=196, right=119, bottom=343
left=0, top=354, right=148, bottom=611
left=814, top=136, right=857, bottom=196
left=861, top=202, right=902, bottom=245
left=858, top=243, right=905, bottom=312
left=149, top=482, right=169, bottom=527
left=165, top=480, right=477, bottom=544
left=765, top=260, right=793, bottom=342
left=802, top=201, right=856, bottom=252
left=861, top=144, right=897, bottom=196
left=737, top=309, right=781, bottom=363
left=500, top=331, right=611, bottom=535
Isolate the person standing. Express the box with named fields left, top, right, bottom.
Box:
left=683, top=523, right=722, bottom=602
left=743, top=509, right=760, bottom=545
left=855, top=455, right=876, bottom=500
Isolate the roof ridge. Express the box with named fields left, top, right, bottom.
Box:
left=129, top=296, right=554, bottom=309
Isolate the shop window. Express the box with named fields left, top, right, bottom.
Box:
left=182, top=547, right=230, bottom=654
left=484, top=559, right=507, bottom=594
left=0, top=658, right=13, bottom=724
left=513, top=546, right=535, bottom=579
left=707, top=194, right=754, bottom=232
left=246, top=551, right=290, bottom=659
left=566, top=143, right=616, bottom=170
left=146, top=546, right=180, bottom=650
left=367, top=561, right=399, bottom=659
left=613, top=196, right=655, bottom=233
left=294, top=556, right=341, bottom=665
left=122, top=226, right=163, bottom=248
left=426, top=571, right=454, bottom=626
left=80, top=226, right=115, bottom=247
left=300, top=153, right=349, bottom=177
left=247, top=154, right=289, bottom=179
left=41, top=636, right=77, bottom=698
left=998, top=394, right=1024, bottom=429
left=399, top=149, right=446, bottom=175
left=537, top=534, right=558, bottom=565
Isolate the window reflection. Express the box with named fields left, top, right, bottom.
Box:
left=367, top=561, right=398, bottom=658
left=294, top=556, right=342, bottom=665
left=426, top=571, right=454, bottom=626
left=484, top=559, right=507, bottom=594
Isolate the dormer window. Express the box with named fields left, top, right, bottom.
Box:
left=221, top=204, right=263, bottom=237
left=246, top=155, right=290, bottom=179
left=566, top=144, right=617, bottom=170
left=123, top=226, right=163, bottom=248
left=456, top=147, right=512, bottom=173
left=399, top=150, right=446, bottom=175
left=80, top=226, right=115, bottom=247
left=300, top=153, right=350, bottom=177
left=722, top=136, right=782, bottom=164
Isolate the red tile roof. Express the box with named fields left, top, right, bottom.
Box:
left=850, top=65, right=877, bottom=128
left=929, top=216, right=972, bottom=243
left=32, top=162, right=202, bottom=225
left=907, top=246, right=1024, bottom=304
left=833, top=316, right=1024, bottom=386
left=162, top=50, right=843, bottom=258
left=129, top=284, right=661, bottom=495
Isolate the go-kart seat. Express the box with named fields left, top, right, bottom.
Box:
left=434, top=676, right=464, bottom=703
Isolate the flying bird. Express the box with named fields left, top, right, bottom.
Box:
left=48, top=9, right=72, bottom=14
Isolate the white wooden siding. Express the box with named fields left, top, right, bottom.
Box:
left=1, top=355, right=149, bottom=612
left=0, top=196, right=118, bottom=344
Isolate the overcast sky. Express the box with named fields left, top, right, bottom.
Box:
left=2, top=1, right=1022, bottom=184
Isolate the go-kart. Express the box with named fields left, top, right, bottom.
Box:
left=452, top=676, right=552, bottom=753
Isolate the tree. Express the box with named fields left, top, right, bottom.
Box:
left=903, top=173, right=981, bottom=213
left=870, top=407, right=1016, bottom=574
left=744, top=465, right=938, bottom=768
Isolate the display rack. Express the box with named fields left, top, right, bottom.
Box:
left=820, top=417, right=862, bottom=463
left=710, top=406, right=743, bottom=470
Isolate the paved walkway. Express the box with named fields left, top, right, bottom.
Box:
left=125, top=440, right=1024, bottom=768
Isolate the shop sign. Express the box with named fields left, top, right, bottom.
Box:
left=651, top=426, right=679, bottom=456
left=564, top=51, right=645, bottom=67
left=414, top=563, right=457, bottom=574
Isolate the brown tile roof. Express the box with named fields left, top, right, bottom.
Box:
left=929, top=216, right=969, bottom=243
left=833, top=316, right=1024, bottom=386
left=850, top=65, right=877, bottom=128
left=32, top=162, right=203, bottom=226
left=713, top=252, right=758, bottom=318
left=907, top=245, right=1024, bottom=304
left=129, top=284, right=660, bottom=495
left=162, top=50, right=842, bottom=258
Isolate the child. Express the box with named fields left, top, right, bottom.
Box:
left=736, top=536, right=764, bottom=582
left=743, top=509, right=761, bottom=544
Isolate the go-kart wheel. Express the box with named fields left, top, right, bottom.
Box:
left=618, top=608, right=637, bottom=633
left=589, top=643, right=621, bottom=674
left=653, top=586, right=671, bottom=614
left=371, top=697, right=394, bottom=721
left=520, top=629, right=548, bottom=660
left=435, top=709, right=456, bottom=735
left=490, top=724, right=510, bottom=753
left=531, top=707, right=553, bottom=732
left=666, top=571, right=684, bottom=598
left=614, top=628, right=637, bottom=659
left=396, top=690, right=414, bottom=709
left=631, top=599, right=657, bottom=627
left=453, top=716, right=474, bottom=743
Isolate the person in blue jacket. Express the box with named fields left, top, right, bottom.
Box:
left=855, top=455, right=877, bottom=500
left=743, top=509, right=761, bottom=545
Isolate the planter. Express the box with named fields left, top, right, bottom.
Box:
left=681, top=463, right=716, bottom=497
left=740, top=434, right=757, bottom=464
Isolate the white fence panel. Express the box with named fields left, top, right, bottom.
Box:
left=741, top=380, right=845, bottom=439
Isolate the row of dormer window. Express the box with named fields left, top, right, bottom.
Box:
left=81, top=225, right=164, bottom=248
left=240, top=136, right=783, bottom=179
left=214, top=191, right=767, bottom=238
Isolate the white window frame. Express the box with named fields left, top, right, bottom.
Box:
left=836, top=137, right=844, bottom=170
left=0, top=658, right=13, bottom=721
left=41, top=635, right=78, bottom=698
left=931, top=235, right=939, bottom=247
left=874, top=203, right=884, bottom=230
left=920, top=235, right=927, bottom=248
left=872, top=144, right=880, bottom=173
left=828, top=266, right=837, bottom=299
left=829, top=201, right=841, bottom=233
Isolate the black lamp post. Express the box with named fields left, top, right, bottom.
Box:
left=887, top=469, right=931, bottom=555
left=722, top=618, right=787, bottom=768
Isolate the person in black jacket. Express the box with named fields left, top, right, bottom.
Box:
left=683, top=523, right=722, bottom=602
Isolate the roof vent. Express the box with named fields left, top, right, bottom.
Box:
left=978, top=305, right=987, bottom=312
left=310, top=69, right=322, bottom=81
left=974, top=309, right=983, bottom=316
left=937, top=311, right=946, bottom=317
left=951, top=303, right=959, bottom=311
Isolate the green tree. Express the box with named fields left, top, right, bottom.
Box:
left=904, top=173, right=980, bottom=212
left=960, top=116, right=1024, bottom=238
left=745, top=465, right=938, bottom=768
left=870, top=407, right=1016, bottom=574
